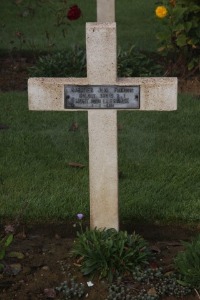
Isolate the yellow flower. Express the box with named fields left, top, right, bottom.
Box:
left=155, top=6, right=168, bottom=18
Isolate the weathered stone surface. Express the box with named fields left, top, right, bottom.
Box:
left=28, top=77, right=177, bottom=112
left=88, top=110, right=118, bottom=230
left=86, top=23, right=117, bottom=84
left=97, top=0, right=115, bottom=22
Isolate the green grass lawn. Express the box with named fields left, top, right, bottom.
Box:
left=0, top=0, right=158, bottom=53
left=0, top=92, right=200, bottom=224
left=0, top=1, right=199, bottom=225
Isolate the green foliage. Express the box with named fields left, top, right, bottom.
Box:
left=56, top=279, right=85, bottom=299
left=72, top=228, right=151, bottom=281
left=0, top=234, right=13, bottom=260
left=29, top=46, right=86, bottom=77
left=155, top=0, right=200, bottom=76
left=132, top=267, right=191, bottom=298
left=153, top=272, right=191, bottom=298
left=106, top=281, right=134, bottom=300
left=29, top=46, right=163, bottom=78
left=118, top=46, right=163, bottom=77
left=174, top=235, right=200, bottom=288
left=106, top=267, right=191, bottom=299
left=0, top=234, right=13, bottom=271
left=132, top=266, right=163, bottom=283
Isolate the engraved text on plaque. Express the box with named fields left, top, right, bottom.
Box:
left=64, top=85, right=140, bottom=109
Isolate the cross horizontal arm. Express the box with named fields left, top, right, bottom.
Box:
left=28, top=77, right=177, bottom=111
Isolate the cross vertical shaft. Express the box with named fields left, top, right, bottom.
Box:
left=88, top=110, right=118, bottom=229
left=97, top=0, right=115, bottom=22
left=86, top=17, right=119, bottom=229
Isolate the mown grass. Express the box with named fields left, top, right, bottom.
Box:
left=1, top=1, right=199, bottom=225
left=0, top=92, right=200, bottom=224
left=0, top=0, right=158, bottom=53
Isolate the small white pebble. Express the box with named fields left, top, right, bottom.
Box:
left=87, top=281, right=94, bottom=287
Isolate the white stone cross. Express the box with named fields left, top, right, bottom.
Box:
left=28, top=0, right=177, bottom=230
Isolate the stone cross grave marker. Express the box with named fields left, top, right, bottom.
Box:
left=28, top=0, right=177, bottom=230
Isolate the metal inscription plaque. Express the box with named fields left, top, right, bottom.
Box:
left=64, top=85, right=140, bottom=109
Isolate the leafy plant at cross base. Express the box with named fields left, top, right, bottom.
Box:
left=155, top=0, right=200, bottom=77
left=0, top=234, right=13, bottom=271
left=174, top=234, right=200, bottom=289
left=72, top=228, right=152, bottom=281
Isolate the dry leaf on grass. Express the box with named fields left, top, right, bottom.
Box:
left=68, top=162, right=86, bottom=168
left=69, top=122, right=79, bottom=131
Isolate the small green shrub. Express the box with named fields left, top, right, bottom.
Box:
left=154, top=272, right=191, bottom=298
left=72, top=228, right=151, bottom=281
left=29, top=46, right=164, bottom=78
left=106, top=282, right=133, bottom=300
left=174, top=235, right=200, bottom=288
left=106, top=267, right=191, bottom=299
left=29, top=46, right=86, bottom=77
left=132, top=267, right=191, bottom=298
left=118, top=46, right=164, bottom=77
left=56, top=279, right=85, bottom=299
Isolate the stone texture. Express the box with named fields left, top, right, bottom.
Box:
left=88, top=110, right=118, bottom=230
left=97, top=0, right=115, bottom=22
left=86, top=23, right=117, bottom=84
left=118, top=77, right=178, bottom=111
left=28, top=78, right=88, bottom=111
left=28, top=77, right=177, bottom=111
left=87, top=22, right=118, bottom=230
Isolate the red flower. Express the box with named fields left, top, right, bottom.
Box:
left=67, top=5, right=82, bottom=21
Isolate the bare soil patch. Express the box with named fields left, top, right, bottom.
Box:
left=0, top=223, right=200, bottom=300
left=0, top=54, right=35, bottom=92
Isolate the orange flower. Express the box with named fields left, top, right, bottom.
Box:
left=155, top=6, right=168, bottom=18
